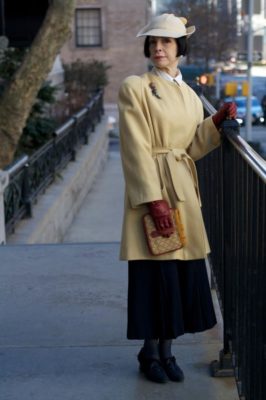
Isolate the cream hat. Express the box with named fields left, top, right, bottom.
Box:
left=136, top=13, right=195, bottom=39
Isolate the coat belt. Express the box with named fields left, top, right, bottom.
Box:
left=152, top=147, right=201, bottom=205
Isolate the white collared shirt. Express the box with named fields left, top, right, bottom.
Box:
left=151, top=67, right=183, bottom=86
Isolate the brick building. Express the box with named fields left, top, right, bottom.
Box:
left=61, top=0, right=154, bottom=103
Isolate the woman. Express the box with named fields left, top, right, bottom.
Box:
left=118, top=14, right=236, bottom=384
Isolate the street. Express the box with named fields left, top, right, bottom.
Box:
left=240, top=124, right=266, bottom=157
left=240, top=123, right=266, bottom=141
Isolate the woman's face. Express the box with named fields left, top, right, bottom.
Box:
left=149, top=36, right=178, bottom=71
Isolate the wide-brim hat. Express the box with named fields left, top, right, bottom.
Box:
left=136, top=13, right=195, bottom=39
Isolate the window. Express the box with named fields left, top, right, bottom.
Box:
left=75, top=8, right=102, bottom=47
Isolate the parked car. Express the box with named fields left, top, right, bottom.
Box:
left=223, top=96, right=264, bottom=126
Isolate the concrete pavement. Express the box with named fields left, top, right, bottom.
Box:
left=63, top=147, right=123, bottom=243
left=240, top=124, right=266, bottom=157
left=0, top=128, right=239, bottom=399
left=0, top=242, right=239, bottom=400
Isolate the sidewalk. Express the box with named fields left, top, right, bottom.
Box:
left=0, top=115, right=239, bottom=399
left=63, top=104, right=124, bottom=244
left=63, top=147, right=123, bottom=243
left=0, top=242, right=238, bottom=400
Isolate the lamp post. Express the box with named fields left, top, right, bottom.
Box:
left=245, top=0, right=254, bottom=142
left=151, top=0, right=157, bottom=14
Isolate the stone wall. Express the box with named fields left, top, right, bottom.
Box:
left=6, top=117, right=109, bottom=245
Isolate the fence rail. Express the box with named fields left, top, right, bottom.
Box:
left=4, top=89, right=104, bottom=236
left=197, top=94, right=266, bottom=400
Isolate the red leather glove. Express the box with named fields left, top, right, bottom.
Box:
left=212, top=102, right=237, bottom=128
left=148, top=200, right=174, bottom=237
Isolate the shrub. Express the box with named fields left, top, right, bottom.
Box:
left=64, top=59, right=110, bottom=101
left=15, top=83, right=58, bottom=156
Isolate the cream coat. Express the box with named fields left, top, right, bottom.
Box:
left=118, top=72, right=221, bottom=260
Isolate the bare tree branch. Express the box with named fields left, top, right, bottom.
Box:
left=160, top=1, right=237, bottom=68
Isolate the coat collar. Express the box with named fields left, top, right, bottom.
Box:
left=151, top=67, right=183, bottom=86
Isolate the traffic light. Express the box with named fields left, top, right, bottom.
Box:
left=225, top=82, right=238, bottom=96
left=199, top=74, right=208, bottom=85
left=198, top=73, right=215, bottom=86
left=242, top=81, right=249, bottom=96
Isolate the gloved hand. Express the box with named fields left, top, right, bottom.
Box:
left=148, top=200, right=174, bottom=237
left=212, top=102, right=237, bottom=128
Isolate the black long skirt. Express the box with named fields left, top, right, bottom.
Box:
left=127, top=259, right=217, bottom=340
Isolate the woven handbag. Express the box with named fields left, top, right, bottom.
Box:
left=143, top=209, right=186, bottom=256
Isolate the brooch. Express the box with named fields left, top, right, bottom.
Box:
left=149, top=82, right=161, bottom=99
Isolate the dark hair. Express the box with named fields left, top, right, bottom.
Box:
left=144, top=36, right=188, bottom=58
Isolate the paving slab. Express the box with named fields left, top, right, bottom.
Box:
left=63, top=149, right=124, bottom=243
left=0, top=243, right=239, bottom=400
left=1, top=345, right=237, bottom=400
left=0, top=114, right=239, bottom=399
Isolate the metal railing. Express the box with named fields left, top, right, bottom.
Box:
left=4, top=89, right=104, bottom=235
left=197, top=94, right=266, bottom=400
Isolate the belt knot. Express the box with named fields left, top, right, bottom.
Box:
left=152, top=147, right=201, bottom=205
left=152, top=147, right=187, bottom=159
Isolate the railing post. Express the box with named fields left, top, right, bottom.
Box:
left=84, top=109, right=89, bottom=145
left=211, top=119, right=240, bottom=378
left=22, top=163, right=32, bottom=218
left=211, top=349, right=234, bottom=377
left=70, top=117, right=77, bottom=161
left=0, top=170, right=9, bottom=244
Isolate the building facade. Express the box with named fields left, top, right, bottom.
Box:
left=60, top=0, right=154, bottom=103
left=238, top=0, right=266, bottom=61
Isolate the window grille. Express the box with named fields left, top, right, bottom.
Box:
left=75, top=8, right=102, bottom=47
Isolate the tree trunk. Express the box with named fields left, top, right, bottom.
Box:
left=0, top=0, right=74, bottom=169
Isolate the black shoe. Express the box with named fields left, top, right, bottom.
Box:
left=138, top=348, right=168, bottom=383
left=161, top=356, right=184, bottom=382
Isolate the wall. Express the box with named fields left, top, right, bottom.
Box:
left=6, top=117, right=109, bottom=245
left=60, top=0, right=152, bottom=103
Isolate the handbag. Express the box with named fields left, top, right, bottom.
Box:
left=143, top=208, right=186, bottom=256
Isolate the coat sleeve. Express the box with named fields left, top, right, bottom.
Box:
left=118, top=76, right=162, bottom=208
left=186, top=94, right=221, bottom=161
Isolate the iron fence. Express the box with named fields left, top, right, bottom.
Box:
left=197, top=94, right=266, bottom=400
left=4, top=89, right=104, bottom=235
